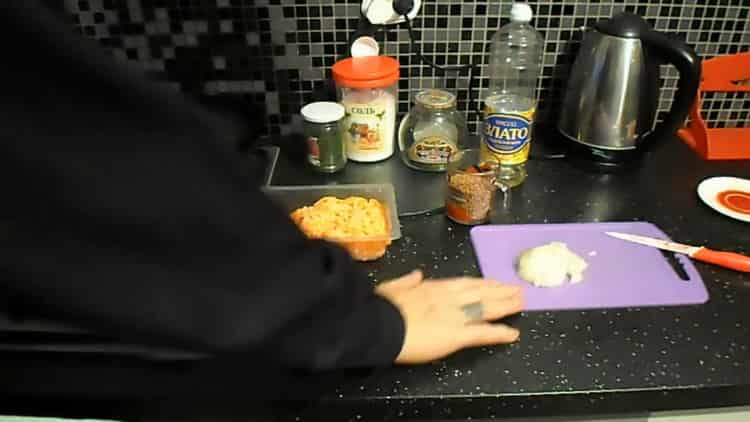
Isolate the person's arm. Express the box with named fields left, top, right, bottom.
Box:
left=0, top=1, right=403, bottom=370
left=0, top=1, right=525, bottom=371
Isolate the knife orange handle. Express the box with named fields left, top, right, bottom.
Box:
left=692, top=248, right=750, bottom=273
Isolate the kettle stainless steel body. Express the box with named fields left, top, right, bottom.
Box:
left=558, top=13, right=701, bottom=162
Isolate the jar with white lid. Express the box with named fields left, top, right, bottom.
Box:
left=300, top=102, right=346, bottom=173
left=332, top=56, right=400, bottom=162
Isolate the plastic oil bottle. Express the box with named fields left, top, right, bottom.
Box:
left=481, top=2, right=543, bottom=187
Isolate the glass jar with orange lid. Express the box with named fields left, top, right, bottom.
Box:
left=332, top=56, right=400, bottom=162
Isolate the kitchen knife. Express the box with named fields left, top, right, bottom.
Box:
left=606, top=232, right=750, bottom=273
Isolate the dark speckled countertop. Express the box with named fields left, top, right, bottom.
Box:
left=270, top=138, right=750, bottom=420
left=1, top=139, right=747, bottom=422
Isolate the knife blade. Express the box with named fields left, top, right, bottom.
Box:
left=606, top=232, right=750, bottom=273
left=605, top=232, right=700, bottom=255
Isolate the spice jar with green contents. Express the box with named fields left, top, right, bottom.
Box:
left=398, top=89, right=469, bottom=172
left=301, top=102, right=347, bottom=173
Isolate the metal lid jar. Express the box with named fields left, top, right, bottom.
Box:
left=332, top=56, right=400, bottom=163
left=300, top=102, right=346, bottom=173
left=398, top=89, right=469, bottom=172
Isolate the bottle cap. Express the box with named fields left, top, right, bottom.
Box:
left=301, top=102, right=345, bottom=124
left=350, top=36, right=380, bottom=57
left=510, top=2, right=533, bottom=23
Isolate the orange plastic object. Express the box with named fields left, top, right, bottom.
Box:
left=678, top=52, right=750, bottom=160
left=332, top=56, right=400, bottom=89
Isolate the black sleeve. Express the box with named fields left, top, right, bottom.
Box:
left=0, top=1, right=404, bottom=370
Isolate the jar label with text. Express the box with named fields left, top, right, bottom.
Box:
left=481, top=107, right=534, bottom=166
left=343, top=101, right=386, bottom=156
left=408, top=136, right=457, bottom=164
left=306, top=136, right=320, bottom=166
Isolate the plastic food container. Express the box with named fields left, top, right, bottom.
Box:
left=262, top=184, right=401, bottom=261
left=332, top=56, right=400, bottom=163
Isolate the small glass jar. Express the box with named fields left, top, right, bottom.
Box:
left=398, top=89, right=469, bottom=172
left=445, top=148, right=500, bottom=225
left=332, top=56, right=400, bottom=163
left=300, top=102, right=347, bottom=173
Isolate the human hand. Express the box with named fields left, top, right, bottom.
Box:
left=376, top=270, right=524, bottom=365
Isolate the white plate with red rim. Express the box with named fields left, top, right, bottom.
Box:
left=697, top=176, right=750, bottom=223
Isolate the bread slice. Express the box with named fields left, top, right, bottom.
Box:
left=290, top=196, right=391, bottom=261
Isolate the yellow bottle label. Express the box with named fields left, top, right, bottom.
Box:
left=481, top=105, right=535, bottom=166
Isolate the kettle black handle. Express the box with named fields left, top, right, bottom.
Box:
left=640, top=30, right=701, bottom=147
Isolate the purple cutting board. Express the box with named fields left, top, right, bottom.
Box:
left=470, top=222, right=709, bottom=311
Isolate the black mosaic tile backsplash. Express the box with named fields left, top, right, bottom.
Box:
left=66, top=0, right=750, bottom=138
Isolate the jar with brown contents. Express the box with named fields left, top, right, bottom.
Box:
left=445, top=149, right=498, bottom=225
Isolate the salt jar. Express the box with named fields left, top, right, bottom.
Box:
left=398, top=89, right=469, bottom=172
left=332, top=56, right=400, bottom=162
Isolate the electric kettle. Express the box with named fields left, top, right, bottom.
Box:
left=558, top=12, right=701, bottom=163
